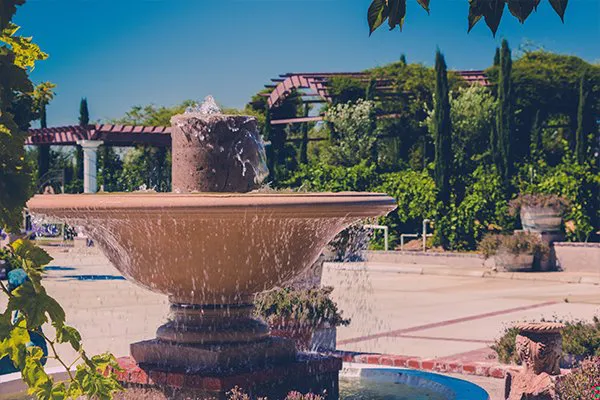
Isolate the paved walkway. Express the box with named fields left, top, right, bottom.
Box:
left=2, top=247, right=599, bottom=400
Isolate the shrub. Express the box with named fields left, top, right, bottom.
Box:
left=491, top=327, right=520, bottom=364
left=254, top=286, right=350, bottom=328
left=508, top=193, right=570, bottom=216
left=478, top=232, right=549, bottom=260
left=492, top=318, right=600, bottom=364
left=556, top=357, right=600, bottom=400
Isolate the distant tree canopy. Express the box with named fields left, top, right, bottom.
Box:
left=368, top=0, right=569, bottom=36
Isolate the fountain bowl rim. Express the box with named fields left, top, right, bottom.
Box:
left=26, top=192, right=397, bottom=218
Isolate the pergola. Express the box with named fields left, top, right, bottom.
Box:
left=26, top=70, right=489, bottom=193
left=260, top=70, right=489, bottom=125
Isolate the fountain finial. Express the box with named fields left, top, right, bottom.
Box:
left=185, top=95, right=222, bottom=115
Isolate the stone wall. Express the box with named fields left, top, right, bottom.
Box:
left=554, top=242, right=600, bottom=273
left=365, top=250, right=485, bottom=269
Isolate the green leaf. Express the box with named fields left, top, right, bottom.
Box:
left=11, top=239, right=53, bottom=268
left=467, top=0, right=484, bottom=32
left=0, top=318, right=30, bottom=369
left=55, top=324, right=82, bottom=352
left=483, top=0, right=506, bottom=36
left=0, top=312, right=11, bottom=340
left=8, top=282, right=66, bottom=329
left=0, top=0, right=26, bottom=31
left=388, top=0, right=407, bottom=31
left=549, top=0, right=568, bottom=22
left=507, top=0, right=540, bottom=23
left=368, top=0, right=389, bottom=35
left=416, top=0, right=430, bottom=13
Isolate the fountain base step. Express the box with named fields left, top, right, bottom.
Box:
left=131, top=337, right=296, bottom=374
left=113, top=353, right=341, bottom=400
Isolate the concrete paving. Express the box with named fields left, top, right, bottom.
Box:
left=2, top=247, right=599, bottom=400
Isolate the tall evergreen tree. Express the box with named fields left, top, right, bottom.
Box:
left=79, top=97, right=90, bottom=126
left=299, top=104, right=309, bottom=165
left=365, top=78, right=377, bottom=101
left=75, top=98, right=89, bottom=185
left=399, top=54, right=407, bottom=65
left=575, top=71, right=592, bottom=164
left=37, top=105, right=50, bottom=184
left=493, top=47, right=500, bottom=66
left=530, top=109, right=543, bottom=161
left=433, top=50, right=452, bottom=204
left=496, top=39, right=513, bottom=191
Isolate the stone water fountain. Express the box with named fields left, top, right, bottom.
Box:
left=27, top=97, right=396, bottom=399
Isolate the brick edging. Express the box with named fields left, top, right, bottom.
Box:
left=331, top=351, right=519, bottom=380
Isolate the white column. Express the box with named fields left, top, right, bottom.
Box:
left=76, top=140, right=103, bottom=194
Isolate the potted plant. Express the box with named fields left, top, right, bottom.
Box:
left=509, top=194, right=570, bottom=233
left=479, top=232, right=550, bottom=271
left=254, top=286, right=350, bottom=352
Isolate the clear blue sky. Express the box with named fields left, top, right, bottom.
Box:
left=16, top=0, right=600, bottom=127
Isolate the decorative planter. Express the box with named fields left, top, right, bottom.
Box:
left=269, top=322, right=337, bottom=352
left=514, top=322, right=564, bottom=376
left=494, top=251, right=534, bottom=272
left=521, top=206, right=562, bottom=233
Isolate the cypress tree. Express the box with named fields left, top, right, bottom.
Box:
left=575, top=71, right=591, bottom=164
left=38, top=105, right=50, bottom=183
left=493, top=47, right=500, bottom=66
left=433, top=50, right=452, bottom=204
left=530, top=109, right=543, bottom=161
left=366, top=78, right=377, bottom=101
left=299, top=104, right=309, bottom=164
left=399, top=54, right=407, bottom=65
left=79, top=98, right=90, bottom=126
left=496, top=39, right=513, bottom=191
left=75, top=98, right=89, bottom=184
left=264, top=109, right=275, bottom=181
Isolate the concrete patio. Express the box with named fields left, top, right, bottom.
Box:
left=2, top=246, right=599, bottom=400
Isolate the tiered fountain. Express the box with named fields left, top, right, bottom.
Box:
left=27, top=97, right=396, bottom=399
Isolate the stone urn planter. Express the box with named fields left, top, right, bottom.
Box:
left=494, top=251, right=535, bottom=272
left=510, top=194, right=569, bottom=233
left=506, top=322, right=565, bottom=400
left=520, top=206, right=563, bottom=233
left=479, top=232, right=549, bottom=272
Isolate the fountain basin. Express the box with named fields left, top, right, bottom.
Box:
left=27, top=193, right=395, bottom=306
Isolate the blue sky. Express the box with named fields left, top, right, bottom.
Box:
left=16, top=0, right=600, bottom=127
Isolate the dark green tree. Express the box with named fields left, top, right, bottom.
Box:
left=433, top=50, right=452, bottom=204
left=74, top=97, right=89, bottom=188
left=575, top=71, right=592, bottom=164
left=496, top=39, right=513, bottom=191
left=79, top=97, right=89, bottom=125
left=530, top=109, right=543, bottom=160
left=493, top=47, right=500, bottom=66
left=299, top=104, right=309, bottom=165
left=399, top=54, right=407, bottom=65
left=366, top=78, right=377, bottom=101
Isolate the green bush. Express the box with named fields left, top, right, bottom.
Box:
left=284, top=161, right=378, bottom=192
left=556, top=357, right=600, bottom=400
left=436, top=165, right=510, bottom=251
left=254, top=287, right=350, bottom=328
left=492, top=317, right=600, bottom=364
left=376, top=169, right=438, bottom=248
left=516, top=153, right=600, bottom=242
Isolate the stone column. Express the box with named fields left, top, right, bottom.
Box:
left=76, top=140, right=103, bottom=194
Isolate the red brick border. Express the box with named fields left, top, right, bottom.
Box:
left=332, top=351, right=520, bottom=380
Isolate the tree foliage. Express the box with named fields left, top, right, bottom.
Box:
left=496, top=39, right=513, bottom=191
left=368, top=0, right=569, bottom=36
left=433, top=50, right=452, bottom=204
